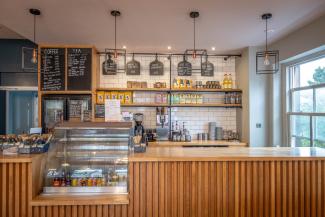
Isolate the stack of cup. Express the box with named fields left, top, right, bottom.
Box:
left=208, top=122, right=216, bottom=140
left=215, top=127, right=223, bottom=140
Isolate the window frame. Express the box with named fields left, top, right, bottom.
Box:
left=286, top=53, right=325, bottom=147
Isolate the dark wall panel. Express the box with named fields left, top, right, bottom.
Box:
left=0, top=39, right=37, bottom=86
left=0, top=39, right=36, bottom=73
left=0, top=91, right=6, bottom=134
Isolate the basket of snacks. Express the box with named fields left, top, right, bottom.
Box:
left=18, top=134, right=52, bottom=154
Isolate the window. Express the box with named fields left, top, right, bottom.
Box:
left=288, top=56, right=325, bottom=148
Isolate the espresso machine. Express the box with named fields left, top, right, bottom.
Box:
left=156, top=107, right=169, bottom=141
left=133, top=113, right=145, bottom=138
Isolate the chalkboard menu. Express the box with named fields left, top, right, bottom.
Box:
left=68, top=100, right=83, bottom=119
left=95, top=104, right=105, bottom=118
left=126, top=59, right=140, bottom=75
left=67, top=48, right=92, bottom=90
left=177, top=60, right=192, bottom=76
left=149, top=59, right=164, bottom=76
left=201, top=61, right=214, bottom=77
left=41, top=48, right=65, bottom=91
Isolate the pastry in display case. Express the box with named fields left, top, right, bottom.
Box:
left=42, top=122, right=131, bottom=195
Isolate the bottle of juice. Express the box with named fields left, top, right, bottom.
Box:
left=228, top=74, right=233, bottom=89
left=223, top=74, right=229, bottom=89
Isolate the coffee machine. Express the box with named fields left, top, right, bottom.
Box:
left=156, top=107, right=169, bottom=141
left=133, top=113, right=145, bottom=138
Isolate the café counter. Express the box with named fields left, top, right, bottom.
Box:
left=1, top=147, right=325, bottom=217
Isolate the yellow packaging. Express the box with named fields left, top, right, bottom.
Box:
left=124, top=91, right=133, bottom=104
left=104, top=92, right=111, bottom=102
left=118, top=92, right=125, bottom=104
left=96, top=91, right=105, bottom=104
left=111, top=91, right=118, bottom=100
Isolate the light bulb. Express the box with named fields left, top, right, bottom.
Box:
left=192, top=50, right=197, bottom=59
left=31, top=48, right=37, bottom=64
left=113, top=50, right=118, bottom=59
left=263, top=53, right=270, bottom=66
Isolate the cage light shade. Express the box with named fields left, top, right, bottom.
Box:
left=256, top=50, right=279, bottom=74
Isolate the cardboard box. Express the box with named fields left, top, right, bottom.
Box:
left=124, top=91, right=133, bottom=104
left=104, top=92, right=111, bottom=102
left=118, top=92, right=125, bottom=104
left=96, top=91, right=105, bottom=104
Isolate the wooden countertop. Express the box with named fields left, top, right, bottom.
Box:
left=31, top=194, right=129, bottom=206
left=129, top=147, right=325, bottom=162
left=148, top=140, right=247, bottom=147
left=0, top=153, right=45, bottom=163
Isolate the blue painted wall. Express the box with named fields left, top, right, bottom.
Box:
left=0, top=39, right=37, bottom=86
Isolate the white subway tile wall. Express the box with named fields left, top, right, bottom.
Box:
left=99, top=54, right=237, bottom=137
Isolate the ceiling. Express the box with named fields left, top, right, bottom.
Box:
left=0, top=24, right=24, bottom=39
left=0, top=0, right=324, bottom=53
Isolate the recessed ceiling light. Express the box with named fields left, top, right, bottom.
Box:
left=122, top=45, right=127, bottom=49
left=167, top=46, right=172, bottom=50
left=265, top=29, right=275, bottom=33
left=211, top=47, right=216, bottom=51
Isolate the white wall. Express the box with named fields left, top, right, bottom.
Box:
left=271, top=14, right=325, bottom=62
left=236, top=48, right=249, bottom=143
left=99, top=54, right=238, bottom=138
left=236, top=47, right=273, bottom=147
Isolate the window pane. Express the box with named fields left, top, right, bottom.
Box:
left=291, top=115, right=311, bottom=147
left=314, top=116, right=325, bottom=148
left=297, top=57, right=325, bottom=88
left=316, top=88, right=325, bottom=112
left=292, top=89, right=313, bottom=112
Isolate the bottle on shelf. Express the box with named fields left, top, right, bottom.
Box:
left=228, top=74, right=233, bottom=89
left=223, top=74, right=229, bottom=89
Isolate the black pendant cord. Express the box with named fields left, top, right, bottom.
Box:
left=265, top=18, right=268, bottom=52
left=33, top=15, right=36, bottom=44
left=193, top=16, right=196, bottom=52
left=114, top=14, right=117, bottom=52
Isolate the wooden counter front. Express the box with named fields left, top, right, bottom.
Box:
left=0, top=153, right=46, bottom=217
left=2, top=147, right=325, bottom=217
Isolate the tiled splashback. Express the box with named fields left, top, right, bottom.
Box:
left=99, top=54, right=237, bottom=137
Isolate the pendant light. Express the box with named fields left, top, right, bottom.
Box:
left=191, top=11, right=199, bottom=59
left=256, top=13, right=279, bottom=74
left=29, top=8, right=41, bottom=64
left=111, top=10, right=120, bottom=59
left=185, top=11, right=207, bottom=59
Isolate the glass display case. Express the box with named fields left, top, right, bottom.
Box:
left=42, top=122, right=131, bottom=195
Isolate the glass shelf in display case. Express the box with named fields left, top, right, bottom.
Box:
left=42, top=122, right=132, bottom=195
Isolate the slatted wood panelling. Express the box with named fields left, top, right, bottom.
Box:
left=32, top=205, right=129, bottom=217
left=29, top=160, right=325, bottom=217
left=0, top=162, right=31, bottom=217
left=128, top=161, right=325, bottom=217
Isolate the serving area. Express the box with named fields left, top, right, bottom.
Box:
left=129, top=146, right=325, bottom=161
left=1, top=146, right=325, bottom=217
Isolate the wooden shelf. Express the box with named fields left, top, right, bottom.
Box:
left=171, top=103, right=242, bottom=108
left=96, top=87, right=242, bottom=93
left=171, top=88, right=242, bottom=92
left=41, top=90, right=93, bottom=95
left=96, top=103, right=241, bottom=108
left=121, top=103, right=169, bottom=107
left=31, top=194, right=129, bottom=206
left=97, top=87, right=170, bottom=92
